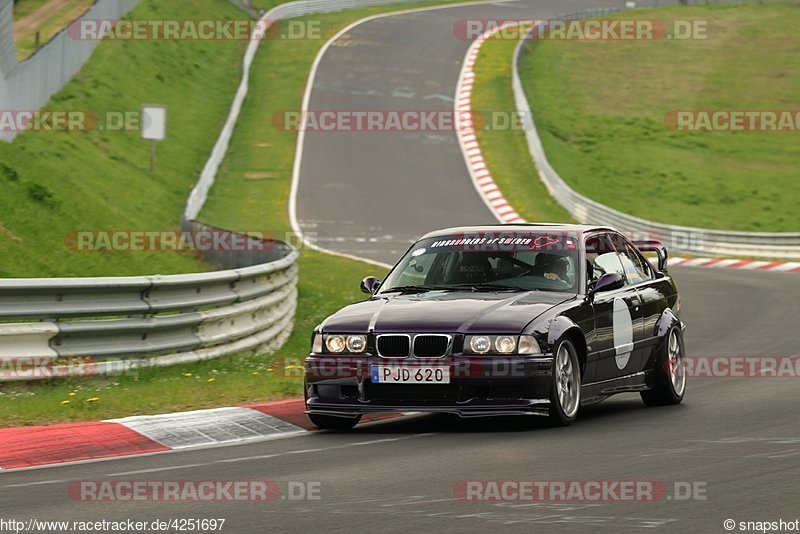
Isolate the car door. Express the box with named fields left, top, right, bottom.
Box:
left=586, top=233, right=645, bottom=382
left=615, top=237, right=670, bottom=372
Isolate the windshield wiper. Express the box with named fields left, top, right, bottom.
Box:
left=381, top=285, right=444, bottom=293
left=383, top=283, right=531, bottom=293
left=447, top=283, right=528, bottom=292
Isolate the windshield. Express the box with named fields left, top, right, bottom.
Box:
left=379, top=232, right=581, bottom=294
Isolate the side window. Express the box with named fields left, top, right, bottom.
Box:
left=616, top=240, right=652, bottom=285
left=584, top=233, right=625, bottom=283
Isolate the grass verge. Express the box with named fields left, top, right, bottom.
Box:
left=517, top=3, right=800, bottom=232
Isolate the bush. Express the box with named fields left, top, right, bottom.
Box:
left=0, top=162, right=19, bottom=182
left=26, top=183, right=56, bottom=206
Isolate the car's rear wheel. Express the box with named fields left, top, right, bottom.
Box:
left=308, top=413, right=361, bottom=430
left=548, top=338, right=581, bottom=426
left=641, top=326, right=686, bottom=406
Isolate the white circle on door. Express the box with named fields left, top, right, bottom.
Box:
left=613, top=297, right=633, bottom=370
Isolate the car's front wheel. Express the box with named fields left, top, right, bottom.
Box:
left=308, top=413, right=361, bottom=431
left=641, top=326, right=686, bottom=406
left=548, top=338, right=581, bottom=426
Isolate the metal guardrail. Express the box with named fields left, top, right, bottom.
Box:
left=511, top=7, right=800, bottom=259
left=0, top=236, right=298, bottom=381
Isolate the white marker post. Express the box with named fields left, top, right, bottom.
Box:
left=141, top=105, right=167, bottom=172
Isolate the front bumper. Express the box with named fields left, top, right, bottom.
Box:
left=305, top=355, right=554, bottom=418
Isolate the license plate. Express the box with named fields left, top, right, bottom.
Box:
left=371, top=365, right=450, bottom=384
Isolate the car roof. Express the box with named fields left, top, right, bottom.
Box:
left=420, top=223, right=616, bottom=240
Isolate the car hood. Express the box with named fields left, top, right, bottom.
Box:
left=321, top=290, right=575, bottom=334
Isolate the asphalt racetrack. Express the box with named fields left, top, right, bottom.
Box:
left=2, top=1, right=798, bottom=532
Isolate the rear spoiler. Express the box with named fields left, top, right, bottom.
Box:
left=632, top=240, right=668, bottom=272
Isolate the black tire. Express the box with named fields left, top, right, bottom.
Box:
left=641, top=326, right=686, bottom=406
left=308, top=413, right=361, bottom=430
left=548, top=338, right=581, bottom=426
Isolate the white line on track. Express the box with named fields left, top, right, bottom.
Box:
left=210, top=433, right=433, bottom=465
left=745, top=449, right=800, bottom=459
left=4, top=479, right=68, bottom=488
left=387, top=497, right=459, bottom=506
left=107, top=463, right=211, bottom=477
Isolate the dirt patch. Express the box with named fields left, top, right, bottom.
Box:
left=0, top=224, right=22, bottom=243
left=244, top=172, right=274, bottom=180
left=13, top=0, right=73, bottom=37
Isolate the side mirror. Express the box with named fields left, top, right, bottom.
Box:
left=589, top=273, right=624, bottom=298
left=360, top=276, right=381, bottom=295
left=632, top=239, right=669, bottom=273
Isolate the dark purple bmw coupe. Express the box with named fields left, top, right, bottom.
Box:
left=305, top=224, right=686, bottom=429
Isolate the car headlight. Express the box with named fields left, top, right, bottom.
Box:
left=465, top=335, right=543, bottom=355
left=469, top=335, right=492, bottom=354
left=346, top=334, right=367, bottom=353
left=322, top=334, right=368, bottom=354
left=495, top=336, right=516, bottom=354
left=325, top=335, right=346, bottom=353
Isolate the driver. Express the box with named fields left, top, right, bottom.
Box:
left=535, top=253, right=569, bottom=283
